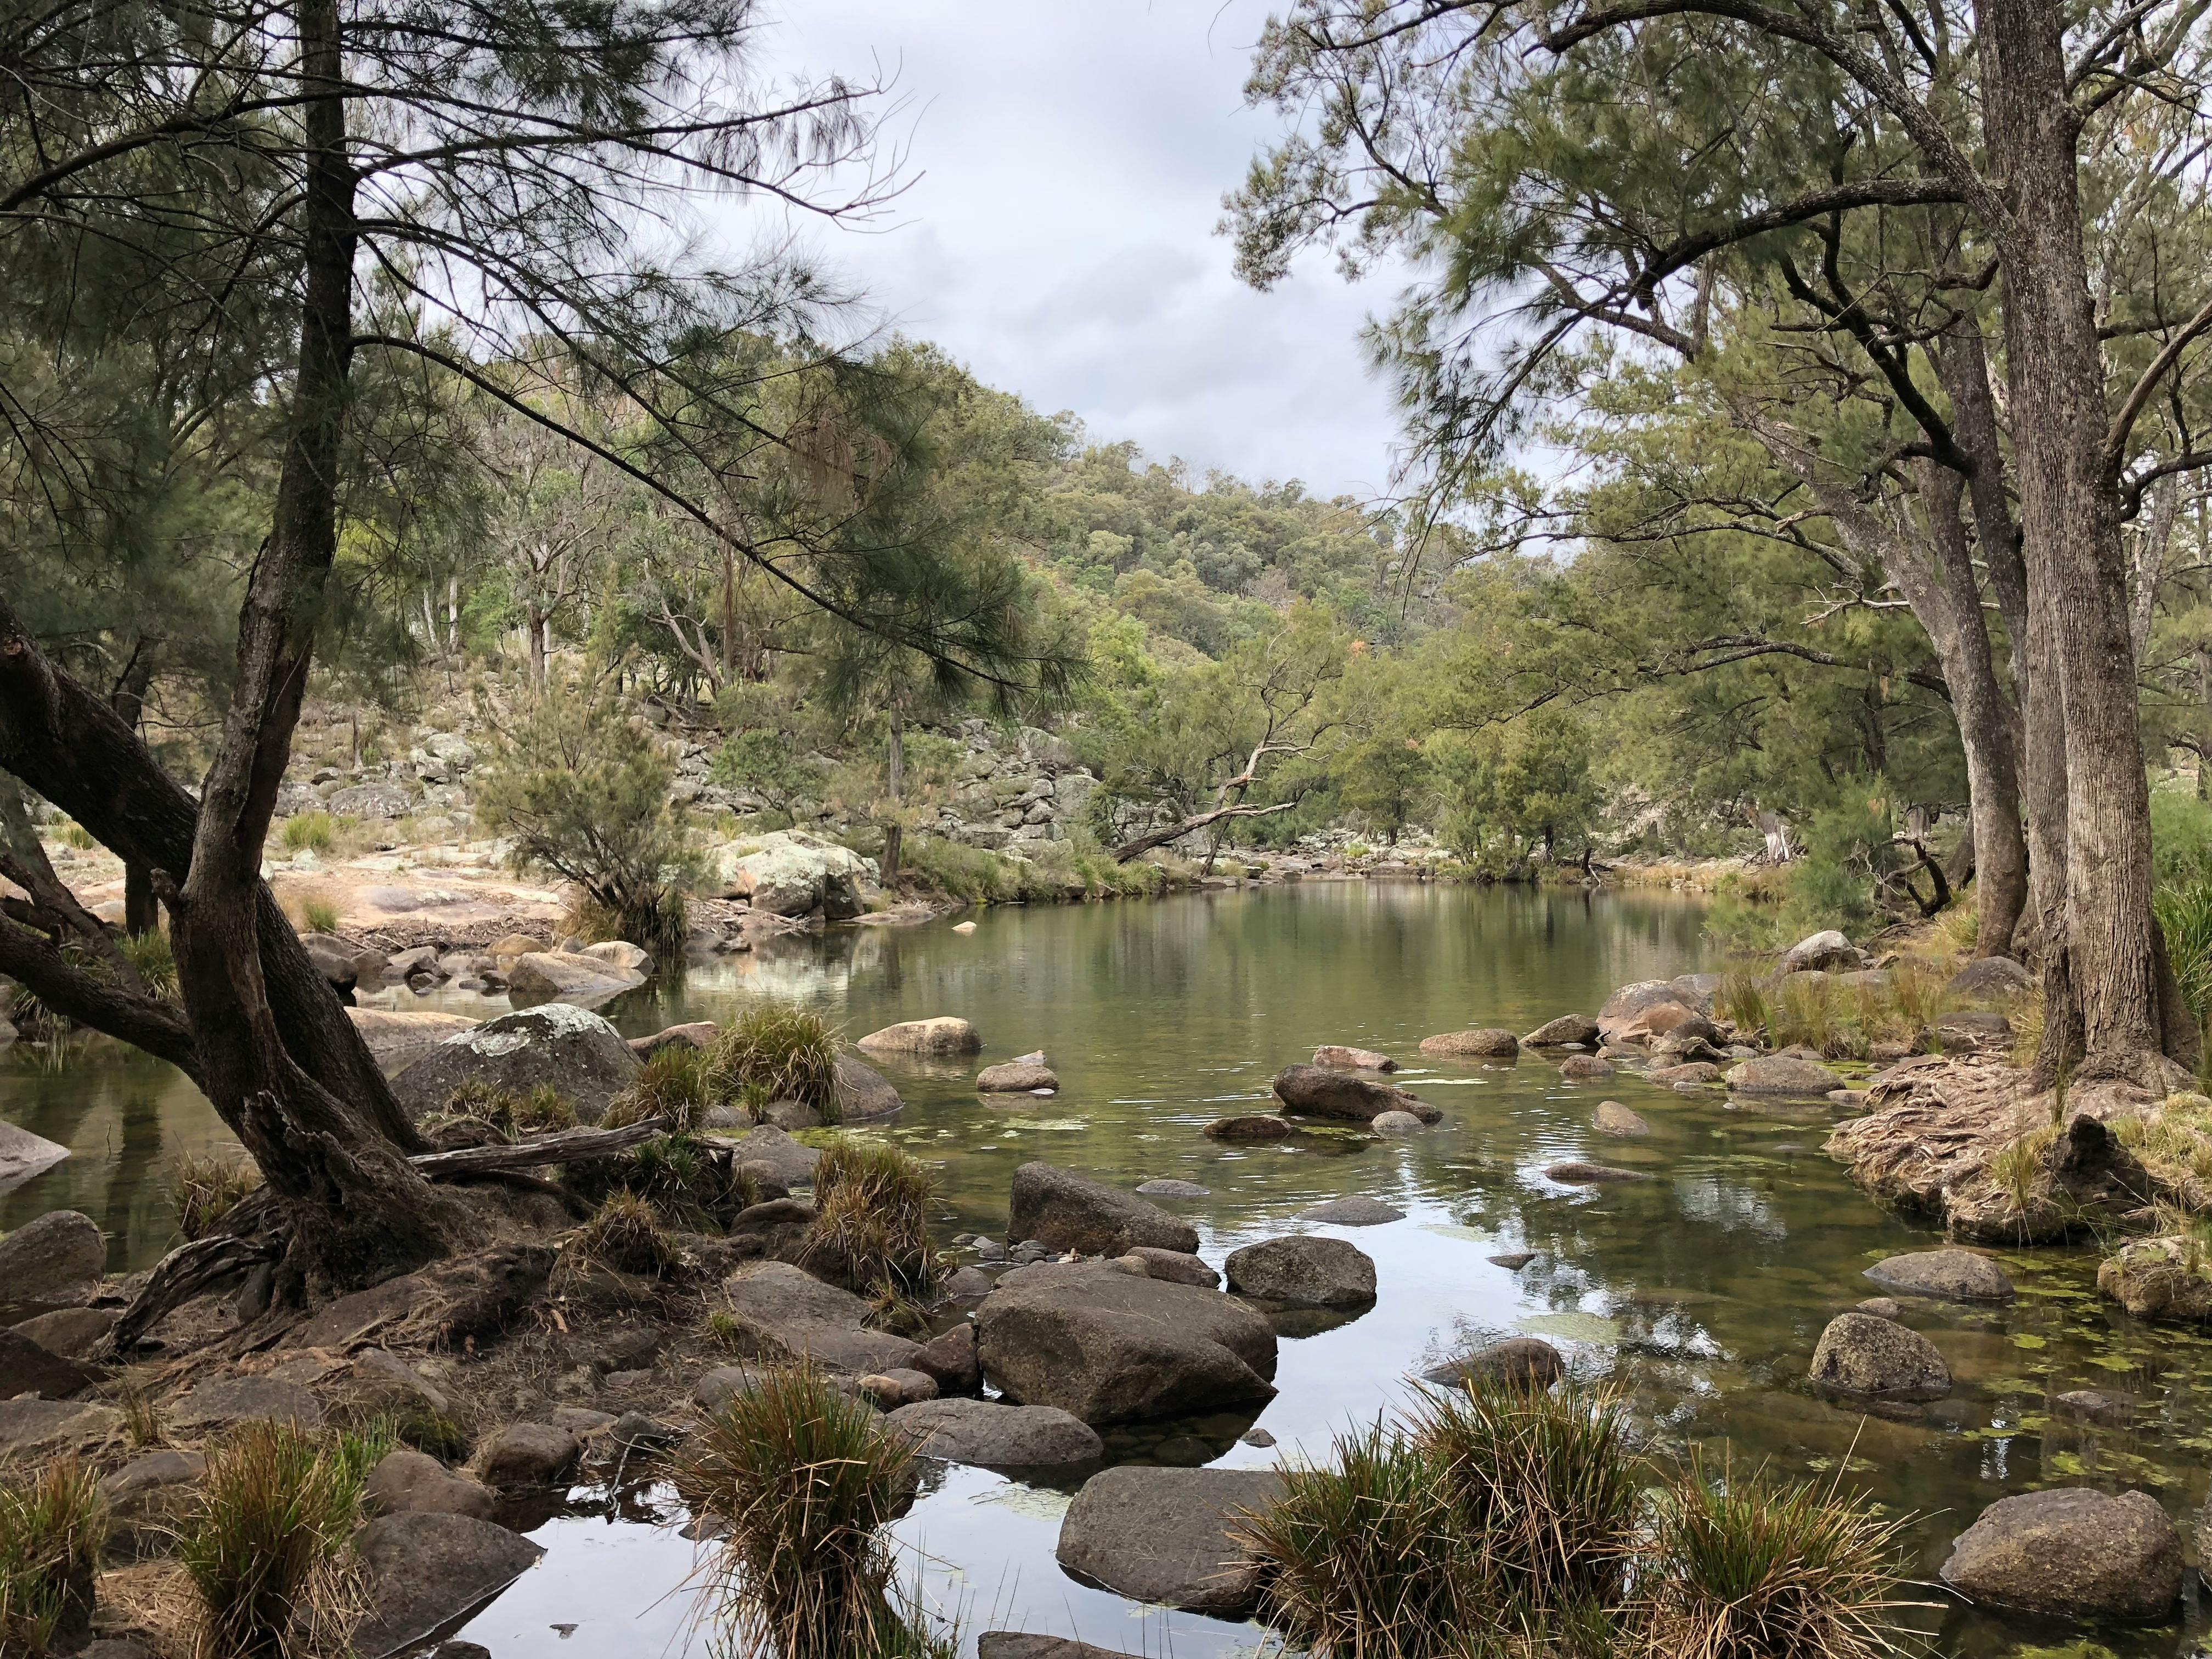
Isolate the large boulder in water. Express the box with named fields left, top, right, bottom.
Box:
left=1223, top=1236, right=1376, bottom=1307
left=1524, top=1014, right=1600, bottom=1048
left=391, top=1003, right=640, bottom=1124
left=1271, top=1064, right=1440, bottom=1123
left=976, top=1260, right=1277, bottom=1424
left=857, top=1017, right=981, bottom=1057
left=350, top=1511, right=545, bottom=1659
left=1726, top=1054, right=1844, bottom=1095
left=503, top=950, right=645, bottom=1009
left=346, top=1008, right=480, bottom=1071
left=1418, top=1029, right=1519, bottom=1058
left=1864, top=1248, right=2015, bottom=1304
left=1009, top=1162, right=1198, bottom=1256
left=885, top=1398, right=1103, bottom=1468
left=836, top=1056, right=904, bottom=1120
left=1808, top=1312, right=1950, bottom=1401
left=0, top=1121, right=70, bottom=1193
left=1940, top=1488, right=2181, bottom=1621
left=707, top=830, right=876, bottom=917
left=1056, top=1466, right=1285, bottom=1617
left=1597, top=979, right=1684, bottom=1039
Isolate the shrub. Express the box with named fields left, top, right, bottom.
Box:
left=1639, top=1456, right=1914, bottom=1659
left=674, top=1368, right=944, bottom=1659
left=0, top=1458, right=107, bottom=1657
left=178, top=1423, right=367, bottom=1659
left=172, top=1152, right=261, bottom=1242
left=708, top=1005, right=842, bottom=1119
left=803, top=1136, right=938, bottom=1300
left=121, top=929, right=180, bottom=1000
left=474, top=671, right=703, bottom=954
left=567, top=1190, right=679, bottom=1279
left=606, top=1044, right=710, bottom=1133
left=281, top=814, right=334, bottom=855
left=297, top=897, right=341, bottom=935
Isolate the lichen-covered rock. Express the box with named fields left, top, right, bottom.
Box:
left=1417, top=1028, right=1519, bottom=1058
left=707, top=830, right=877, bottom=917
left=391, top=1003, right=640, bottom=1124
left=857, top=1017, right=981, bottom=1057
left=1728, top=1055, right=1845, bottom=1094
left=1940, top=1488, right=2181, bottom=1621
left=1807, top=1312, right=1950, bottom=1401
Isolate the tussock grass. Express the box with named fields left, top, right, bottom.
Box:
left=280, top=814, right=334, bottom=855
left=2157, top=871, right=2212, bottom=1024
left=803, top=1136, right=938, bottom=1300
left=1238, top=1378, right=1912, bottom=1659
left=709, top=1005, right=842, bottom=1120
left=1769, top=967, right=1951, bottom=1061
left=567, top=1190, right=678, bottom=1279
left=675, top=1368, right=947, bottom=1659
left=605, top=1044, right=709, bottom=1132
left=2112, top=1094, right=2212, bottom=1202
left=171, top=1152, right=261, bottom=1242
left=123, top=929, right=180, bottom=1000
left=295, top=897, right=341, bottom=935
left=1989, top=1124, right=2061, bottom=1218
left=1639, top=1454, right=1917, bottom=1659
left=0, top=1457, right=108, bottom=1656
left=178, top=1423, right=367, bottom=1659
left=1716, top=969, right=1770, bottom=1044
left=442, top=1079, right=575, bottom=1139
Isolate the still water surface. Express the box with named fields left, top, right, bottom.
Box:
left=5, top=882, right=2210, bottom=1658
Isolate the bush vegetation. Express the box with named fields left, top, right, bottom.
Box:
left=0, top=1458, right=107, bottom=1657
left=280, top=813, right=335, bottom=854
left=675, top=1368, right=948, bottom=1659
left=708, top=1005, right=842, bottom=1120
left=443, top=1079, right=577, bottom=1140
left=605, top=1043, right=712, bottom=1132
left=296, top=897, right=341, bottom=935
left=178, top=1423, right=368, bottom=1659
left=1239, top=1378, right=1911, bottom=1659
left=803, top=1136, right=939, bottom=1300
left=171, top=1152, right=262, bottom=1242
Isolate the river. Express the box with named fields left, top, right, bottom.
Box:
left=3, top=881, right=2207, bottom=1658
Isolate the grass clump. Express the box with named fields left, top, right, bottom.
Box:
left=567, top=1190, right=679, bottom=1279
left=803, top=1135, right=938, bottom=1300
left=295, top=897, right=341, bottom=935
left=280, top=814, right=335, bottom=855
left=1239, top=1378, right=1912, bottom=1659
left=178, top=1422, right=368, bottom=1659
left=0, top=1458, right=108, bottom=1656
left=1716, top=969, right=1770, bottom=1045
left=708, top=1004, right=842, bottom=1121
left=442, top=1079, right=576, bottom=1139
left=605, top=1043, right=710, bottom=1132
left=674, top=1368, right=946, bottom=1659
left=172, top=1152, right=262, bottom=1242
left=1989, top=1123, right=2061, bottom=1220
left=122, top=929, right=180, bottom=1000
left=1639, top=1455, right=1917, bottom=1659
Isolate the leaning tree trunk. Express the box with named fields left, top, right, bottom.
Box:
left=1980, top=0, right=2188, bottom=1080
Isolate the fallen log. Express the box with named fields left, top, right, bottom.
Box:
left=407, top=1118, right=670, bottom=1176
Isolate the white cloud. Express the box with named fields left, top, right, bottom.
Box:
left=700, top=1, right=1407, bottom=500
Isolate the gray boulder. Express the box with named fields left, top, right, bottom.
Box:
left=1009, top=1162, right=1199, bottom=1256
left=887, top=1398, right=1104, bottom=1467
left=13, top=1307, right=115, bottom=1360
left=1056, top=1466, right=1284, bottom=1617
left=1936, top=1011, right=2013, bottom=1053
left=0, top=1328, right=99, bottom=1399
left=1203, top=1114, right=1293, bottom=1141
left=856, top=1017, right=981, bottom=1056
left=0, top=1121, right=70, bottom=1192
left=910, top=1323, right=982, bottom=1395
left=503, top=950, right=645, bottom=1008
left=1312, top=1044, right=1395, bottom=1071
left=977, top=1261, right=1277, bottom=1424
left=1779, top=929, right=1859, bottom=974
left=718, top=1260, right=922, bottom=1375
left=978, top=1639, right=1144, bottom=1659
left=1224, top=1237, right=1376, bottom=1307
left=1559, top=1055, right=1615, bottom=1081
left=170, top=1375, right=323, bottom=1432
left=0, top=1398, right=122, bottom=1463
left=471, top=1423, right=577, bottom=1488
left=1940, top=1488, right=2180, bottom=1621
left=1134, top=1178, right=1210, bottom=1198
left=1947, top=956, right=2036, bottom=1001
left=836, top=1055, right=904, bottom=1121
left=978, top=1061, right=1060, bottom=1092
left=1596, top=979, right=1686, bottom=1039
left=1592, top=1102, right=1651, bottom=1137
left=1272, top=1064, right=1440, bottom=1123
left=722, top=1124, right=820, bottom=1187
left=1371, top=1110, right=1424, bottom=1135
left=709, top=830, right=876, bottom=916
left=1808, top=1312, right=1950, bottom=1401
left=351, top=1512, right=545, bottom=1659
left=1121, top=1246, right=1218, bottom=1288
left=1864, top=1248, right=2015, bottom=1304
left=1726, top=1055, right=1844, bottom=1095
left=1524, top=1014, right=1600, bottom=1048
left=392, top=1003, right=641, bottom=1124
left=1295, top=1196, right=1404, bottom=1225
left=0, top=1210, right=105, bottom=1307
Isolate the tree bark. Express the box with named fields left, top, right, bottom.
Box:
left=108, top=641, right=163, bottom=938
left=882, top=706, right=904, bottom=881
left=1980, top=0, right=2177, bottom=1080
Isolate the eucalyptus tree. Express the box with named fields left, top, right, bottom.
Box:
left=1233, top=0, right=2212, bottom=1082
left=0, top=0, right=1070, bottom=1301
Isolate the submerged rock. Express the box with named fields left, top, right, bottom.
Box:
left=1056, top=1466, right=1285, bottom=1617
left=1864, top=1248, right=2015, bottom=1304
left=1295, top=1196, right=1405, bottom=1225
left=1592, top=1102, right=1651, bottom=1137
left=2054, top=1389, right=2136, bottom=1426
left=1370, top=1110, right=1424, bottom=1135
left=1420, top=1336, right=1564, bottom=1390
left=1807, top=1312, right=1950, bottom=1401
left=1272, top=1064, right=1440, bottom=1123
left=1940, top=1488, right=2181, bottom=1621
left=1223, top=1237, right=1376, bottom=1307
left=1133, top=1178, right=1210, bottom=1198
left=1558, top=1055, right=1614, bottom=1081
left=1009, top=1162, right=1200, bottom=1256
left=1545, top=1161, right=1654, bottom=1184
left=976, top=1261, right=1277, bottom=1425
left=1203, top=1113, right=1293, bottom=1141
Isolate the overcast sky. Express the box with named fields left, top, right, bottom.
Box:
left=736, top=1, right=1407, bottom=503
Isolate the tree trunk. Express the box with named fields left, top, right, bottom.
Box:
left=1980, top=0, right=2179, bottom=1080
left=108, top=642, right=162, bottom=938
left=163, top=0, right=457, bottom=1290
left=882, top=707, right=905, bottom=881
